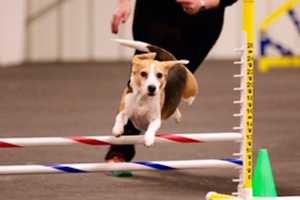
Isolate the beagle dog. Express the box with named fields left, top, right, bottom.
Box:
left=112, top=39, right=198, bottom=147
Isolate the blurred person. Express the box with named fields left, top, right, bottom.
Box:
left=105, top=0, right=238, bottom=168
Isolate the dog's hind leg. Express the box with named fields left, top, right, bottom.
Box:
left=182, top=69, right=198, bottom=105
left=172, top=108, right=182, bottom=123
left=183, top=96, right=195, bottom=106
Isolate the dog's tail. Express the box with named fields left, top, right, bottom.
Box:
left=113, top=39, right=177, bottom=61
left=113, top=39, right=150, bottom=52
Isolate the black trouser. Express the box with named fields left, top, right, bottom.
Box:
left=132, top=0, right=225, bottom=73
left=105, top=0, right=225, bottom=162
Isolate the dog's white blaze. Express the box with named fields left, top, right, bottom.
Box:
left=145, top=64, right=159, bottom=94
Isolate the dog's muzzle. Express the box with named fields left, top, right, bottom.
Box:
left=147, top=85, right=156, bottom=96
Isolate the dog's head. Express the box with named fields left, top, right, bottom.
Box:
left=130, top=53, right=189, bottom=97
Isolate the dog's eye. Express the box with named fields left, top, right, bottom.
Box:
left=140, top=71, right=148, bottom=78
left=156, top=73, right=163, bottom=79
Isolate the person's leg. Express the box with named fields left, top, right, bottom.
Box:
left=177, top=10, right=225, bottom=73
left=105, top=120, right=141, bottom=162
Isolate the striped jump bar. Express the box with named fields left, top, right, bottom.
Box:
left=0, top=159, right=242, bottom=175
left=0, top=132, right=241, bottom=148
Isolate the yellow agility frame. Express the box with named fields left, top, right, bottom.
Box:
left=259, top=56, right=300, bottom=73
left=259, top=0, right=300, bottom=32
left=258, top=0, right=300, bottom=73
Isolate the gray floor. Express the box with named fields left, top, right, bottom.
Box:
left=0, top=61, right=299, bottom=200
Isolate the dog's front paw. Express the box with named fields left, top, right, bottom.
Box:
left=112, top=124, right=124, bottom=137
left=144, top=134, right=155, bottom=147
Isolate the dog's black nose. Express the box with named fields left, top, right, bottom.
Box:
left=148, top=85, right=156, bottom=93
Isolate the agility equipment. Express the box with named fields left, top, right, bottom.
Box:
left=0, top=132, right=241, bottom=148
left=253, top=149, right=278, bottom=197
left=258, top=0, right=300, bottom=73
left=207, top=0, right=300, bottom=199
left=0, top=159, right=242, bottom=175
left=206, top=0, right=255, bottom=198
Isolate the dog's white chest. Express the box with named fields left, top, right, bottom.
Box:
left=129, top=96, right=160, bottom=131
left=131, top=106, right=152, bottom=130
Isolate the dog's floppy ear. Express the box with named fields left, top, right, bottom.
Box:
left=133, top=53, right=157, bottom=65
left=160, top=60, right=189, bottom=71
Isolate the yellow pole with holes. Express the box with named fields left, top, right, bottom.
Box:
left=206, top=1, right=256, bottom=199
left=242, top=0, right=255, bottom=198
